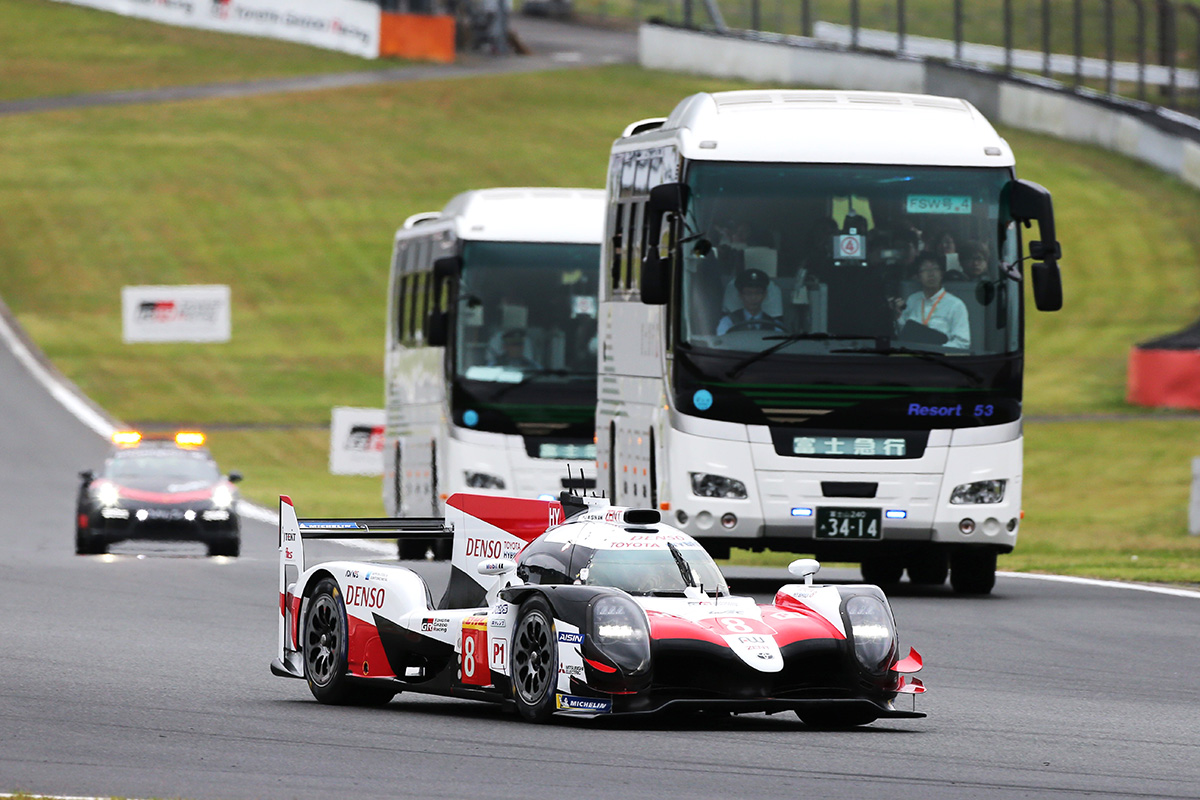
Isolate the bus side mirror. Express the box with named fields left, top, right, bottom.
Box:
left=427, top=255, right=461, bottom=346
left=641, top=183, right=689, bottom=306
left=1009, top=179, right=1063, bottom=312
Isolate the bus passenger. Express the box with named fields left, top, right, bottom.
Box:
left=891, top=252, right=970, bottom=349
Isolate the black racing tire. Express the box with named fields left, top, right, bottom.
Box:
left=797, top=708, right=879, bottom=729
left=302, top=579, right=395, bottom=706
left=860, top=557, right=903, bottom=586
left=207, top=536, right=240, bottom=558
left=906, top=551, right=949, bottom=586
left=75, top=526, right=106, bottom=555
left=950, top=548, right=997, bottom=595
left=510, top=596, right=559, bottom=723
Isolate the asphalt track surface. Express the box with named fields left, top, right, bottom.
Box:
left=4, top=20, right=1200, bottom=800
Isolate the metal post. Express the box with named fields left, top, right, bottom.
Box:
left=1074, top=0, right=1084, bottom=88
left=751, top=0, right=760, bottom=31
left=801, top=0, right=812, bottom=37
left=1182, top=4, right=1200, bottom=114
left=898, top=0, right=907, bottom=54
left=1004, top=0, right=1014, bottom=75
left=1043, top=0, right=1053, bottom=76
left=1131, top=0, right=1147, bottom=100
left=683, top=0, right=693, bottom=28
left=954, top=0, right=963, bottom=61
left=1189, top=458, right=1200, bottom=535
left=1165, top=1, right=1179, bottom=108
left=1106, top=0, right=1116, bottom=94
left=850, top=0, right=859, bottom=49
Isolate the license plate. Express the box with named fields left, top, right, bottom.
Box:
left=816, top=507, right=882, bottom=539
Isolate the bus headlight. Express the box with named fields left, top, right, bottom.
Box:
left=690, top=472, right=747, bottom=499
left=845, top=595, right=896, bottom=674
left=588, top=594, right=650, bottom=674
left=950, top=479, right=1006, bottom=504
left=464, top=471, right=506, bottom=490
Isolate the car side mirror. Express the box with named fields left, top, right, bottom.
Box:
left=787, top=558, right=821, bottom=586
left=228, top=471, right=243, bottom=483
left=1008, top=179, right=1063, bottom=312
left=79, top=469, right=95, bottom=483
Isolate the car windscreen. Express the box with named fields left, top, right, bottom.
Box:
left=106, top=451, right=220, bottom=483
left=582, top=546, right=728, bottom=597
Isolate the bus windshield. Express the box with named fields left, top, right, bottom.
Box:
left=679, top=163, right=1020, bottom=360
left=454, top=240, right=599, bottom=384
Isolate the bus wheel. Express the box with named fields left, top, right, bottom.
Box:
left=906, top=551, right=949, bottom=585
left=860, top=558, right=903, bottom=586
left=950, top=549, right=997, bottom=595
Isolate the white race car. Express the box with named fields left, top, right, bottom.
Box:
left=271, top=492, right=925, bottom=726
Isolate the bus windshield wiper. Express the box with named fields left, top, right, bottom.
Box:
left=830, top=344, right=983, bottom=384
left=725, top=333, right=886, bottom=380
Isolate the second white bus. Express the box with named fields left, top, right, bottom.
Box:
left=384, top=188, right=604, bottom=555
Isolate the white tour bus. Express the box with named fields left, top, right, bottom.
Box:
left=384, top=188, right=604, bottom=556
left=596, top=91, right=1062, bottom=594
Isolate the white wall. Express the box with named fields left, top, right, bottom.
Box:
left=639, top=24, right=1200, bottom=192
left=53, top=0, right=381, bottom=59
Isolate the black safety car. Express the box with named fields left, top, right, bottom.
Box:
left=75, top=431, right=242, bottom=556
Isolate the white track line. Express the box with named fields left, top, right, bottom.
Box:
left=999, top=570, right=1200, bottom=599
left=4, top=301, right=1198, bottom=586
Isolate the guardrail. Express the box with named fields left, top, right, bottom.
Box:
left=569, top=0, right=1200, bottom=118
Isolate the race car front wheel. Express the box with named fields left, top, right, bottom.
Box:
left=303, top=579, right=394, bottom=706
left=511, top=596, right=558, bottom=723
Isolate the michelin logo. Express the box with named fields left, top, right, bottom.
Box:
left=556, top=694, right=612, bottom=713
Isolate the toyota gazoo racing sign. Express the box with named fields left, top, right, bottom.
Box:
left=329, top=407, right=385, bottom=475
left=122, top=285, right=231, bottom=343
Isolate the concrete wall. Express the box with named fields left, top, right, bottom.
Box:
left=639, top=24, right=1200, bottom=192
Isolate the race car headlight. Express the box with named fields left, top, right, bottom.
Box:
left=690, top=472, right=748, bottom=499
left=587, top=594, right=650, bottom=674
left=464, top=471, right=505, bottom=490
left=950, top=479, right=1006, bottom=504
left=95, top=483, right=121, bottom=508
left=845, top=595, right=897, bottom=674
left=211, top=485, right=234, bottom=509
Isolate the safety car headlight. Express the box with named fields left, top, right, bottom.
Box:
left=845, top=595, right=897, bottom=674
left=950, top=479, right=1006, bottom=504
left=464, top=471, right=505, bottom=490
left=588, top=594, right=650, bottom=674
left=211, top=484, right=234, bottom=509
left=95, top=483, right=121, bottom=508
left=689, top=472, right=748, bottom=499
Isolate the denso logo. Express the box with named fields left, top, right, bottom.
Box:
left=465, top=537, right=506, bottom=559
left=344, top=585, right=385, bottom=608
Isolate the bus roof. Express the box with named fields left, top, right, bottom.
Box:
left=403, top=188, right=605, bottom=244
left=620, top=90, right=1014, bottom=168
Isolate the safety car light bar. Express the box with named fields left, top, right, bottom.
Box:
left=175, top=432, right=206, bottom=447
left=111, top=431, right=142, bottom=446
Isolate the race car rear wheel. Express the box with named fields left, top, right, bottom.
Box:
left=511, top=596, right=558, bottom=723
left=303, top=579, right=394, bottom=706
